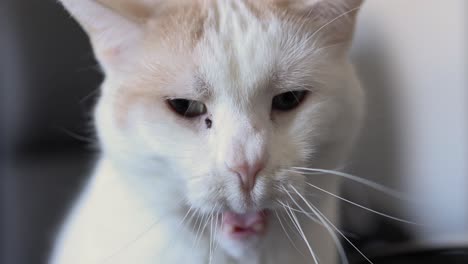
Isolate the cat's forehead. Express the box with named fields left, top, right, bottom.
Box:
left=196, top=3, right=280, bottom=99
left=140, top=1, right=320, bottom=99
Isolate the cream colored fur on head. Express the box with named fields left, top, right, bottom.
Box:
left=51, top=0, right=364, bottom=263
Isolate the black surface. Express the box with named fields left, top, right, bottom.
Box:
left=7, top=152, right=94, bottom=264
left=359, top=248, right=468, bottom=264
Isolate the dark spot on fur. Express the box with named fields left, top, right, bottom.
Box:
left=205, top=118, right=212, bottom=129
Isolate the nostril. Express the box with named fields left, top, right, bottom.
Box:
left=227, top=161, right=265, bottom=191
left=252, top=163, right=264, bottom=179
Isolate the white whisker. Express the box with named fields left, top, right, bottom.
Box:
left=194, top=213, right=207, bottom=249
left=195, top=207, right=216, bottom=257
left=99, top=199, right=184, bottom=263
left=209, top=213, right=213, bottom=264
left=189, top=208, right=203, bottom=255
left=178, top=206, right=194, bottom=229
left=289, top=185, right=349, bottom=264
left=274, top=208, right=306, bottom=258
left=282, top=202, right=305, bottom=238
left=213, top=213, right=220, bottom=258
left=278, top=188, right=321, bottom=225
left=307, top=200, right=374, bottom=264
left=275, top=200, right=307, bottom=238
left=289, top=167, right=407, bottom=200
left=305, top=182, right=417, bottom=225
left=284, top=203, right=319, bottom=264
left=100, top=216, right=162, bottom=264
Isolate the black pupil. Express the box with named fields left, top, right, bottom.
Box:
left=168, top=99, right=206, bottom=118
left=272, top=91, right=307, bottom=111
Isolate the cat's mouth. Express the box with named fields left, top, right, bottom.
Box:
left=221, top=210, right=269, bottom=239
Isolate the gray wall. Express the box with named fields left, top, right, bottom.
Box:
left=349, top=0, right=467, bottom=243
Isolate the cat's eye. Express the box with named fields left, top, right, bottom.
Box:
left=272, top=90, right=308, bottom=111
left=167, top=98, right=207, bottom=118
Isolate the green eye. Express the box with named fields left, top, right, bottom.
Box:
left=167, top=99, right=207, bottom=118
left=272, top=90, right=308, bottom=111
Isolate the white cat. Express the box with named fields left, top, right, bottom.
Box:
left=51, top=0, right=365, bottom=263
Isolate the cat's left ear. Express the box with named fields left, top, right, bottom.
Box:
left=58, top=0, right=156, bottom=72
left=275, top=0, right=364, bottom=46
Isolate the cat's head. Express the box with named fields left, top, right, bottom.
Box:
left=60, top=0, right=364, bottom=255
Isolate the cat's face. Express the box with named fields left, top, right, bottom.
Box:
left=61, top=0, right=364, bottom=256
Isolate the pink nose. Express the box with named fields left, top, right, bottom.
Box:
left=227, top=160, right=265, bottom=191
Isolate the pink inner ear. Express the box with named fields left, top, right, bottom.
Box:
left=96, top=0, right=155, bottom=21
left=280, top=0, right=363, bottom=21
left=272, top=0, right=362, bottom=44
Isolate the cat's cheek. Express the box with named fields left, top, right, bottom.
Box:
left=111, top=94, right=199, bottom=134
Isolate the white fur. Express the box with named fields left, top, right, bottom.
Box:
left=52, top=1, right=364, bottom=263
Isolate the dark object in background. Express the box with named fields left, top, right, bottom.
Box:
left=2, top=0, right=102, bottom=151
left=358, top=245, right=468, bottom=264
left=2, top=0, right=100, bottom=264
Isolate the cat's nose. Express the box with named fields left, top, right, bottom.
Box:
left=227, top=159, right=265, bottom=191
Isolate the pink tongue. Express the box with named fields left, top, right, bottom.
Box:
left=223, top=211, right=264, bottom=227
left=222, top=211, right=268, bottom=237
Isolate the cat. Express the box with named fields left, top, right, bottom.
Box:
left=51, top=0, right=365, bottom=263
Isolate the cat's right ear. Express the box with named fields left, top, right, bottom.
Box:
left=58, top=0, right=153, bottom=72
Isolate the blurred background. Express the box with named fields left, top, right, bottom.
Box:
left=1, top=0, right=467, bottom=264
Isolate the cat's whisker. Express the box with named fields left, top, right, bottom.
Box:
left=277, top=188, right=321, bottom=225
left=279, top=202, right=348, bottom=235
left=187, top=208, right=200, bottom=228
left=281, top=202, right=303, bottom=238
left=177, top=205, right=195, bottom=230
left=289, top=167, right=409, bottom=200
left=208, top=213, right=213, bottom=264
left=212, top=209, right=220, bottom=262
left=79, top=87, right=100, bottom=104
left=274, top=208, right=306, bottom=258
left=58, top=126, right=96, bottom=144
left=213, top=211, right=221, bottom=259
left=307, top=198, right=374, bottom=264
left=274, top=200, right=305, bottom=239
left=196, top=213, right=204, bottom=240
left=280, top=204, right=321, bottom=226
left=285, top=204, right=319, bottom=264
left=100, top=219, right=160, bottom=263
left=190, top=209, right=202, bottom=255
left=200, top=206, right=216, bottom=264
left=186, top=207, right=201, bottom=247
left=157, top=203, right=203, bottom=261
left=279, top=194, right=320, bottom=264
left=99, top=199, right=185, bottom=264
left=208, top=207, right=218, bottom=264
left=280, top=186, right=368, bottom=263
left=193, top=213, right=208, bottom=250
left=304, top=181, right=418, bottom=225
left=289, top=185, right=349, bottom=264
